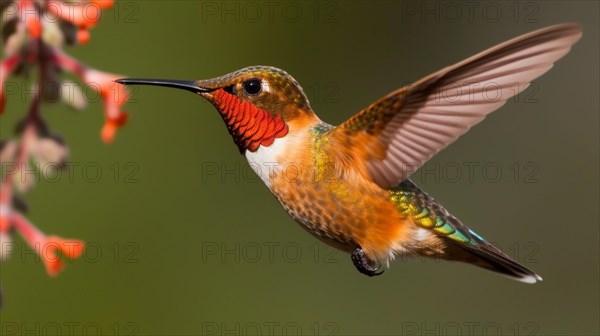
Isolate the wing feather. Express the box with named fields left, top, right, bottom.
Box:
left=327, top=23, right=582, bottom=188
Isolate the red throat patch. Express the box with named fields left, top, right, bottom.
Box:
left=212, top=89, right=289, bottom=152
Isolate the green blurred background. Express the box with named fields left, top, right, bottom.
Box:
left=1, top=1, right=598, bottom=335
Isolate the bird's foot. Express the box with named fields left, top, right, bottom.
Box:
left=351, top=247, right=384, bottom=277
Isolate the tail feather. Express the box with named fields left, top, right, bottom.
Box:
left=444, top=240, right=542, bottom=284
left=396, top=180, right=542, bottom=283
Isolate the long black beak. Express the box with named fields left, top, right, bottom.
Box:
left=115, top=78, right=213, bottom=93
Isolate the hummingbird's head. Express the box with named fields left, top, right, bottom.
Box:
left=117, top=66, right=315, bottom=153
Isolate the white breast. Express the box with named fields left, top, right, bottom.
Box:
left=244, top=136, right=291, bottom=188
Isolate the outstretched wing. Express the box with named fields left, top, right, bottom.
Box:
left=325, top=23, right=582, bottom=188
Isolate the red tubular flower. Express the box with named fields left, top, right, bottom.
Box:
left=10, top=212, right=84, bottom=276
left=101, top=113, right=128, bottom=143
left=83, top=69, right=128, bottom=119
left=0, top=53, right=23, bottom=115
left=84, top=69, right=129, bottom=143
left=52, top=49, right=130, bottom=143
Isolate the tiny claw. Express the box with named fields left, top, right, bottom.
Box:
left=351, top=247, right=384, bottom=277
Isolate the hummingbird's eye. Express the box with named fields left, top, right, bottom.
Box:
left=242, top=79, right=262, bottom=96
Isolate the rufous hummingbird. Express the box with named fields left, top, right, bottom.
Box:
left=118, top=23, right=581, bottom=283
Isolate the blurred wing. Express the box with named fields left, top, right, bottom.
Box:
left=326, top=23, right=582, bottom=188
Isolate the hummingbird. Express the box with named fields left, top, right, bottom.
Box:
left=117, top=23, right=581, bottom=283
